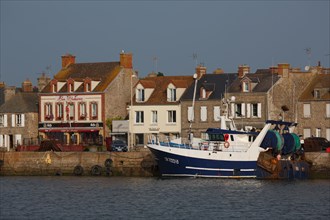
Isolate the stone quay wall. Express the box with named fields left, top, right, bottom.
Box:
left=304, top=152, right=330, bottom=179
left=0, top=151, right=158, bottom=177
left=0, top=151, right=328, bottom=178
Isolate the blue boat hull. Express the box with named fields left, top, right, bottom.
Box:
left=149, top=147, right=258, bottom=178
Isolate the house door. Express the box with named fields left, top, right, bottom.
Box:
left=9, top=135, right=13, bottom=149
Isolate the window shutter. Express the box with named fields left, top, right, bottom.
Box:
left=12, top=114, right=15, bottom=127
left=214, top=106, right=220, bottom=121
left=0, top=135, right=3, bottom=147
left=303, top=104, right=311, bottom=117
left=201, top=106, right=207, bottom=121
left=326, top=128, right=330, bottom=141
left=257, top=103, right=262, bottom=118
left=21, top=114, right=25, bottom=127
left=303, top=128, right=311, bottom=139
left=15, top=134, right=22, bottom=146
left=4, top=114, right=7, bottom=127
left=326, top=103, right=330, bottom=117
left=231, top=103, right=235, bottom=118
left=167, top=88, right=171, bottom=101
left=188, top=106, right=194, bottom=121
left=246, top=103, right=251, bottom=118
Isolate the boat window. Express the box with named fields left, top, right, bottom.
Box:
left=208, top=134, right=224, bottom=141
left=230, top=135, right=234, bottom=141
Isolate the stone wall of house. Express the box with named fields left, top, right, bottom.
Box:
left=227, top=93, right=268, bottom=130
left=268, top=72, right=315, bottom=124
left=297, top=100, right=330, bottom=138
left=181, top=100, right=219, bottom=139
left=0, top=112, right=39, bottom=149
left=104, top=69, right=138, bottom=135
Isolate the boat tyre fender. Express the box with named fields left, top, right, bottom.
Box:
left=91, top=165, right=102, bottom=176
left=224, top=141, right=230, bottom=148
left=73, top=165, right=84, bottom=176
left=104, top=158, right=113, bottom=168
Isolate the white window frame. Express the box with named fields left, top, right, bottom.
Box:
left=151, top=110, right=158, bottom=124
left=0, top=114, right=7, bottom=127
left=12, top=114, right=24, bottom=127
left=137, top=89, right=145, bottom=102
left=167, top=88, right=176, bottom=102
left=326, top=128, right=330, bottom=141
left=315, top=128, right=321, bottom=137
left=201, top=88, right=206, bottom=99
left=188, top=106, right=194, bottom=122
left=303, top=128, right=311, bottom=139
left=213, top=106, right=220, bottom=121
left=135, top=111, right=144, bottom=124
left=167, top=110, right=176, bottom=123
left=326, top=103, right=330, bottom=118
left=201, top=106, right=207, bottom=122
left=303, top=103, right=311, bottom=118
left=243, top=82, right=249, bottom=92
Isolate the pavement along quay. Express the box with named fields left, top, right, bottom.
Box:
left=0, top=151, right=328, bottom=178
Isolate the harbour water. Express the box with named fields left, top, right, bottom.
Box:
left=0, top=177, right=329, bottom=220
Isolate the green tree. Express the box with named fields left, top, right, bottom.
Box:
left=106, top=116, right=123, bottom=131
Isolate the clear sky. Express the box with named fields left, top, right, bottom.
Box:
left=1, top=0, right=329, bottom=87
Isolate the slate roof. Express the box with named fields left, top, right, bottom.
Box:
left=135, top=76, right=194, bottom=105
left=299, top=74, right=330, bottom=101
left=228, top=72, right=280, bottom=93
left=40, top=62, right=121, bottom=93
left=181, top=73, right=237, bottom=100
left=0, top=92, right=38, bottom=113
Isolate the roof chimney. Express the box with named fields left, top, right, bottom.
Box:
left=277, top=63, right=290, bottom=77
left=238, top=65, right=250, bottom=78
left=196, top=65, right=207, bottom=79
left=120, top=51, right=133, bottom=69
left=22, top=79, right=33, bottom=92
left=61, top=54, right=76, bottom=68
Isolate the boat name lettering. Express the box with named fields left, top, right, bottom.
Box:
left=164, top=157, right=179, bottom=164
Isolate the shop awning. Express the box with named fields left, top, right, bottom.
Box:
left=39, top=127, right=101, bottom=133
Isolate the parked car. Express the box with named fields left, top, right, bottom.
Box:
left=111, top=140, right=128, bottom=152
left=302, top=137, right=330, bottom=152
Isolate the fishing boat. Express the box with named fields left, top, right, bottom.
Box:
left=147, top=110, right=272, bottom=178
left=147, top=116, right=309, bottom=178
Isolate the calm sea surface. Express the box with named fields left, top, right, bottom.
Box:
left=0, top=176, right=329, bottom=220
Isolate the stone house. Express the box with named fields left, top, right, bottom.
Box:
left=298, top=73, right=330, bottom=140
left=130, top=75, right=194, bottom=147
left=38, top=52, right=138, bottom=146
left=180, top=65, right=237, bottom=139
left=226, top=65, right=281, bottom=130
left=227, top=63, right=329, bottom=139
left=0, top=80, right=38, bottom=151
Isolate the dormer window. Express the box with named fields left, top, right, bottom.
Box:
left=136, top=89, right=145, bottom=102
left=243, top=82, right=249, bottom=92
left=167, top=88, right=176, bottom=102
left=84, top=78, right=92, bottom=92
left=67, top=82, right=74, bottom=92
left=314, top=89, right=320, bottom=99
left=201, top=88, right=206, bottom=99
left=50, top=80, right=58, bottom=93
left=86, top=83, right=91, bottom=92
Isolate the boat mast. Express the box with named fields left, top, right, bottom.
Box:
left=189, top=73, right=198, bottom=142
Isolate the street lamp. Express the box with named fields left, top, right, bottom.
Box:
left=129, top=72, right=137, bottom=151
